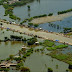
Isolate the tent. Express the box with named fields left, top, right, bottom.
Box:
left=55, top=40, right=59, bottom=41
left=7, top=28, right=10, bottom=29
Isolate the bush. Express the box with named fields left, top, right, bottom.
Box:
left=10, top=35, right=23, bottom=40
left=28, top=23, right=33, bottom=26
left=27, top=37, right=37, bottom=45
left=48, top=68, right=53, bottom=72
left=48, top=13, right=53, bottom=16
left=52, top=54, right=68, bottom=60
left=20, top=66, right=30, bottom=72
left=16, top=62, right=24, bottom=69
left=33, top=14, right=47, bottom=18
left=47, top=45, right=68, bottom=50
left=28, top=17, right=33, bottom=22
left=14, top=57, right=22, bottom=61
left=42, top=40, right=54, bottom=47
left=9, top=55, right=14, bottom=60
left=34, top=24, right=39, bottom=28
left=58, top=8, right=72, bottom=15
left=63, top=28, right=72, bottom=33
left=0, top=68, right=9, bottom=71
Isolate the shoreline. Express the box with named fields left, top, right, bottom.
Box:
left=31, top=12, right=72, bottom=24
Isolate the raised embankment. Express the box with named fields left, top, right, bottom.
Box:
left=0, top=20, right=72, bottom=45
left=31, top=12, right=72, bottom=24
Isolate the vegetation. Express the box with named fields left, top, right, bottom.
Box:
left=69, top=65, right=72, bottom=69
left=4, top=36, right=9, bottom=41
left=48, top=13, right=53, bottom=16
left=27, top=5, right=30, bottom=10
left=20, top=66, right=30, bottom=72
left=66, top=32, right=72, bottom=36
left=63, top=28, right=72, bottom=33
left=10, top=35, right=23, bottom=40
left=27, top=37, right=37, bottom=45
left=33, top=14, right=47, bottom=18
left=14, top=57, right=22, bottom=61
left=3, top=3, right=20, bottom=20
left=23, top=48, right=33, bottom=58
left=42, top=40, right=54, bottom=47
left=6, top=57, right=10, bottom=61
left=21, top=13, right=53, bottom=22
left=52, top=54, right=68, bottom=60
left=0, top=0, right=35, bottom=20
left=48, top=23, right=61, bottom=30
left=34, top=24, right=39, bottom=28
left=0, top=68, right=9, bottom=71
left=28, top=23, right=33, bottom=27
left=58, top=8, right=72, bottom=15
left=48, top=50, right=72, bottom=65
left=48, top=68, right=53, bottom=72
left=47, top=44, right=68, bottom=50
left=9, top=54, right=14, bottom=60
left=16, top=61, right=24, bottom=69
left=28, top=17, right=33, bottom=22
left=20, top=20, right=27, bottom=25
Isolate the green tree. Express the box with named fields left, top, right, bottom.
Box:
left=28, top=23, right=33, bottom=27
left=48, top=68, right=53, bottom=72
left=27, top=5, right=30, bottom=9
left=20, top=66, right=30, bottom=72
left=34, top=24, right=39, bottom=28
left=9, top=55, right=14, bottom=60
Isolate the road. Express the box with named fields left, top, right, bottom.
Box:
left=0, top=21, right=72, bottom=45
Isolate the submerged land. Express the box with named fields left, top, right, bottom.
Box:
left=31, top=12, right=72, bottom=24
left=0, top=0, right=72, bottom=72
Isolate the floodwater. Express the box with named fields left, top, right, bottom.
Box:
left=38, top=16, right=72, bottom=32
left=24, top=52, right=69, bottom=72
left=0, top=41, right=24, bottom=59
left=0, top=0, right=72, bottom=32
left=0, top=29, right=71, bottom=72
left=13, top=0, right=72, bottom=21
left=0, top=0, right=72, bottom=72
left=0, top=29, right=31, bottom=59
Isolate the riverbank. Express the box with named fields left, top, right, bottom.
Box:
left=31, top=12, right=72, bottom=24
left=0, top=20, right=72, bottom=45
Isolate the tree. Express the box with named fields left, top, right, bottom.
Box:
left=27, top=37, right=37, bottom=45
left=16, top=61, right=24, bottom=69
left=27, top=5, right=30, bottom=9
left=20, top=66, right=30, bottom=72
left=0, top=23, right=3, bottom=26
left=34, top=24, right=39, bottom=28
left=28, top=23, right=33, bottom=27
left=48, top=13, right=53, bottom=16
left=9, top=55, right=14, bottom=60
left=4, top=37, right=8, bottom=40
left=23, top=38, right=27, bottom=41
left=57, top=25, right=59, bottom=29
left=19, top=50, right=22, bottom=56
left=48, top=68, right=53, bottom=72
